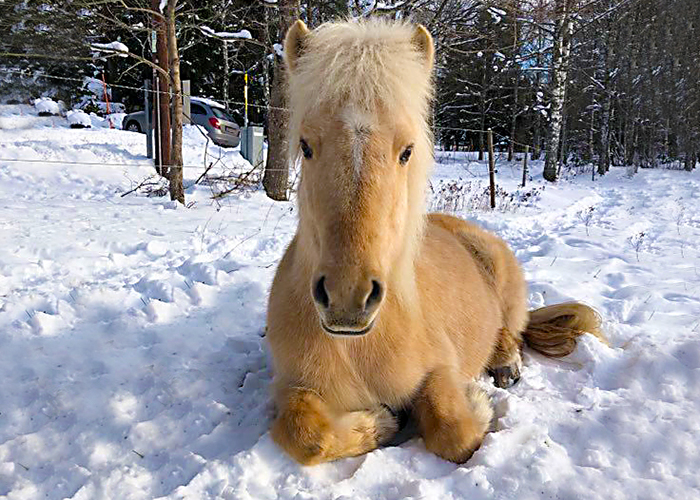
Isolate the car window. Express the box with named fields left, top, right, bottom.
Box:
left=191, top=103, right=207, bottom=115
left=210, top=107, right=236, bottom=123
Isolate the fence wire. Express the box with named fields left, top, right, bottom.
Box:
left=0, top=67, right=535, bottom=151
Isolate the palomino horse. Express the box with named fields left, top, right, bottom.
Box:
left=266, top=19, right=602, bottom=465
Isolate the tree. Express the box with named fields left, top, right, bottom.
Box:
left=262, top=0, right=300, bottom=201
left=4, top=0, right=698, bottom=189
left=543, top=0, right=574, bottom=182
left=165, top=0, right=184, bottom=203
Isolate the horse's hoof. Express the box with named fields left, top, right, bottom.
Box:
left=488, top=365, right=521, bottom=388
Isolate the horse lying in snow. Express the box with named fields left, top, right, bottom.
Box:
left=265, top=18, right=603, bottom=465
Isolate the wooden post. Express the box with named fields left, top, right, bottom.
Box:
left=101, top=72, right=113, bottom=128
left=522, top=145, right=529, bottom=187
left=182, top=79, right=190, bottom=125
left=144, top=79, right=152, bottom=159
left=487, top=128, right=496, bottom=209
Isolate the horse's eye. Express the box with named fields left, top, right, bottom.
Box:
left=399, top=145, right=413, bottom=165
left=300, top=139, right=313, bottom=159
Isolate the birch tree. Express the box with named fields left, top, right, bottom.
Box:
left=543, top=0, right=573, bottom=182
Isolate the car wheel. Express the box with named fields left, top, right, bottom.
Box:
left=126, top=121, right=142, bottom=133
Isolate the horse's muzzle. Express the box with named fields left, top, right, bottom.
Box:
left=311, top=274, right=384, bottom=336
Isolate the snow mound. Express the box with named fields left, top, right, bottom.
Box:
left=34, top=97, right=59, bottom=116
left=67, top=110, right=91, bottom=128
left=100, top=112, right=126, bottom=129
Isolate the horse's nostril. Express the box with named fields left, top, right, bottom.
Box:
left=365, top=280, right=383, bottom=310
left=313, top=276, right=330, bottom=309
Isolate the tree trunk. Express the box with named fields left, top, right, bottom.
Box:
left=223, top=41, right=229, bottom=112
left=532, top=111, right=541, bottom=160
left=559, top=111, right=568, bottom=174
left=625, top=114, right=637, bottom=165
left=508, top=1, right=520, bottom=163
left=166, top=0, right=184, bottom=204
left=152, top=0, right=171, bottom=179
left=262, top=0, right=299, bottom=201
left=307, top=0, right=316, bottom=27
left=478, top=112, right=485, bottom=162
left=531, top=31, right=543, bottom=161
left=685, top=148, right=696, bottom=171
left=478, top=59, right=487, bottom=162
left=588, top=108, right=596, bottom=164
left=597, top=29, right=612, bottom=177
left=508, top=76, right=520, bottom=162
left=543, top=0, right=573, bottom=182
left=597, top=90, right=612, bottom=175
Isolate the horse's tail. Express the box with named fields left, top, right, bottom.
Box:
left=522, top=302, right=605, bottom=357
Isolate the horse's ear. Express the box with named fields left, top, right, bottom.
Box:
left=411, top=24, right=434, bottom=71
left=285, top=20, right=310, bottom=72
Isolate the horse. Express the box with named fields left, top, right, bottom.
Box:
left=265, top=18, right=603, bottom=465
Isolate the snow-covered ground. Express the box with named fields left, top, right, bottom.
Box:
left=1, top=103, right=699, bottom=499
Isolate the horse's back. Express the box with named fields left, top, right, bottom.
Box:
left=427, top=213, right=509, bottom=288
left=425, top=213, right=528, bottom=337
left=416, top=215, right=505, bottom=378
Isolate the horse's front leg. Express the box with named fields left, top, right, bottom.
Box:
left=271, top=387, right=398, bottom=465
left=414, top=368, right=493, bottom=463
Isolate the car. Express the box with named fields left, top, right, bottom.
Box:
left=122, top=97, right=241, bottom=148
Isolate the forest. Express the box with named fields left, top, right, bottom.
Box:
left=1, top=0, right=698, bottom=200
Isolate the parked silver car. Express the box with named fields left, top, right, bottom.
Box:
left=122, top=97, right=241, bottom=148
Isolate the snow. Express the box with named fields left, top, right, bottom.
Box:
left=375, top=1, right=406, bottom=10
left=201, top=26, right=253, bottom=40
left=91, top=41, right=129, bottom=57
left=101, top=112, right=126, bottom=129
left=33, top=97, right=59, bottom=115
left=83, top=77, right=111, bottom=100
left=487, top=6, right=506, bottom=23
left=1, top=104, right=700, bottom=499
left=191, top=96, right=226, bottom=109
left=76, top=78, right=125, bottom=116
left=67, top=110, right=91, bottom=127
left=75, top=97, right=126, bottom=115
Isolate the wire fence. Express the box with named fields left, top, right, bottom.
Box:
left=0, top=66, right=541, bottom=208
left=0, top=67, right=536, bottom=151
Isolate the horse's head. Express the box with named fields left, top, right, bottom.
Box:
left=285, top=20, right=434, bottom=336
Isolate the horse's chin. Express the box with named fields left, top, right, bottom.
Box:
left=320, top=319, right=376, bottom=337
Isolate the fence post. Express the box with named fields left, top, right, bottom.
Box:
left=144, top=79, right=152, bottom=159
left=522, top=145, right=529, bottom=188
left=101, top=72, right=113, bottom=128
left=244, top=72, right=249, bottom=127
left=487, top=128, right=496, bottom=209
left=154, top=75, right=162, bottom=173
left=182, top=79, right=191, bottom=125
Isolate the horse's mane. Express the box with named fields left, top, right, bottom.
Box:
left=285, top=19, right=436, bottom=300
left=286, top=18, right=434, bottom=162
